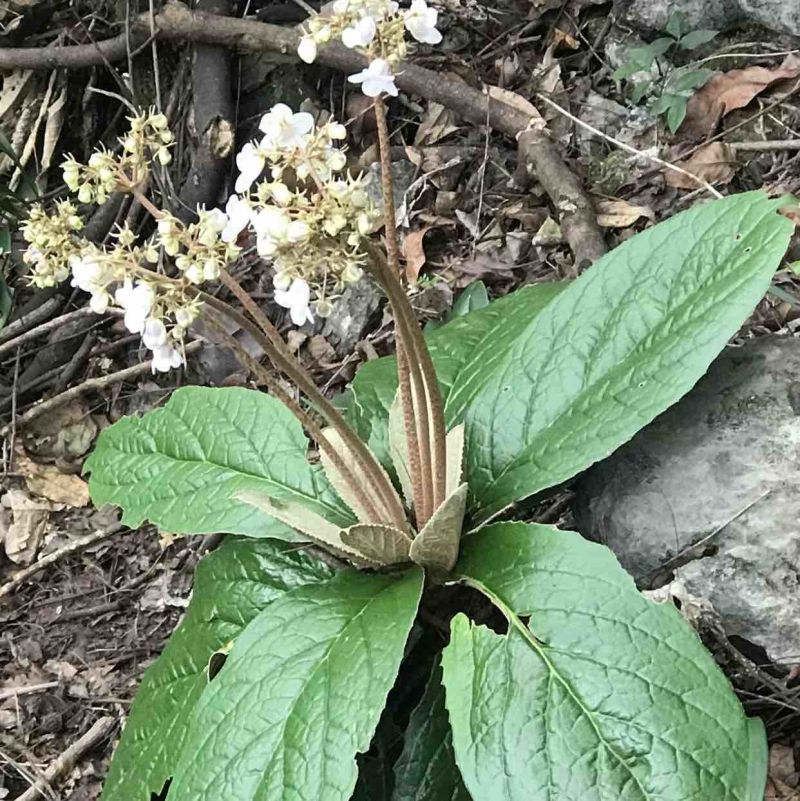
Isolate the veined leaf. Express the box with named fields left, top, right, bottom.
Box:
left=85, top=386, right=354, bottom=538
left=441, top=522, right=766, bottom=801
left=392, top=660, right=471, bottom=801
left=464, top=192, right=793, bottom=522
left=348, top=282, right=565, bottom=468
left=167, top=568, right=424, bottom=801
left=101, top=537, right=333, bottom=801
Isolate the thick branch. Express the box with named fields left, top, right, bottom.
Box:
left=0, top=2, right=605, bottom=266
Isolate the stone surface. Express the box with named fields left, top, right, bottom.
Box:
left=574, top=336, right=800, bottom=661
left=322, top=279, right=384, bottom=357
left=620, top=0, right=800, bottom=38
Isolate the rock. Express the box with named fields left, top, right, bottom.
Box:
left=322, top=279, right=384, bottom=357
left=574, top=336, right=800, bottom=662
left=620, top=0, right=800, bottom=38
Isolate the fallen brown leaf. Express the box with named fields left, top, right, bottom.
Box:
left=484, top=84, right=546, bottom=130
left=682, top=64, right=799, bottom=139
left=403, top=225, right=436, bottom=283
left=25, top=467, right=89, bottom=507
left=1, top=489, right=51, bottom=565
left=665, top=142, right=736, bottom=190
left=595, top=199, right=655, bottom=228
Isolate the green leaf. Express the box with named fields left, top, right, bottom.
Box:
left=408, top=483, right=467, bottom=573
left=101, top=536, right=334, bottom=801
left=630, top=80, right=652, bottom=104
left=666, top=96, right=689, bottom=132
left=680, top=29, right=718, bottom=49
left=452, top=281, right=489, bottom=317
left=463, top=192, right=793, bottom=522
left=392, top=660, right=471, bottom=801
left=649, top=36, right=675, bottom=57
left=667, top=68, right=715, bottom=95
left=85, top=386, right=354, bottom=539
left=442, top=522, right=766, bottom=801
left=348, top=282, right=565, bottom=469
left=167, top=568, right=424, bottom=801
left=613, top=62, right=645, bottom=81
left=665, top=10, right=691, bottom=39
left=0, top=277, right=10, bottom=331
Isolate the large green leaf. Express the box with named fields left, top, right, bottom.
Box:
left=167, top=567, right=424, bottom=801
left=348, top=282, right=565, bottom=467
left=441, top=522, right=766, bottom=801
left=392, top=660, right=471, bottom=801
left=85, top=386, right=354, bottom=538
left=464, top=192, right=793, bottom=521
left=101, top=537, right=334, bottom=801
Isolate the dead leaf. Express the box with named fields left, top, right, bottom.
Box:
left=484, top=84, right=546, bottom=130
left=552, top=28, right=579, bottom=49
left=531, top=216, right=563, bottom=246
left=595, top=198, right=655, bottom=228
left=25, top=467, right=89, bottom=507
left=682, top=64, right=800, bottom=138
left=403, top=225, right=435, bottom=282
left=1, top=489, right=51, bottom=565
left=40, top=86, right=67, bottom=172
left=665, top=142, right=736, bottom=190
left=307, top=335, right=336, bottom=367
left=414, top=102, right=459, bottom=146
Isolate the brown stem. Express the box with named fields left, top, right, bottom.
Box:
left=372, top=98, right=447, bottom=520
left=216, top=269, right=406, bottom=527
left=396, top=342, right=424, bottom=524
left=205, top=313, right=386, bottom=525
left=129, top=185, right=163, bottom=220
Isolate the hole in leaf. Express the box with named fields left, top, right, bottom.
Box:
left=734, top=232, right=742, bottom=241
left=744, top=246, right=752, bottom=254
left=207, top=650, right=228, bottom=681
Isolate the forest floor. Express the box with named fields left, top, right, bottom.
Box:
left=1, top=0, right=800, bottom=798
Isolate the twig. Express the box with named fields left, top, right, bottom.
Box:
left=535, top=93, right=724, bottom=199
left=0, top=340, right=203, bottom=437
left=0, top=307, right=98, bottom=359
left=0, top=523, right=123, bottom=599
left=0, top=681, right=60, bottom=702
left=0, top=297, right=63, bottom=345
left=0, top=2, right=606, bottom=266
left=730, top=139, right=800, bottom=152
left=14, top=716, right=115, bottom=801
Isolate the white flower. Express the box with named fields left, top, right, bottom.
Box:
left=342, top=16, right=377, bottom=49
left=69, top=255, right=105, bottom=294
left=259, top=104, right=315, bottom=150
left=221, top=195, right=252, bottom=242
left=151, top=343, right=184, bottom=373
left=275, top=278, right=314, bottom=326
left=89, top=292, right=110, bottom=314
left=287, top=220, right=310, bottom=243
left=348, top=59, right=398, bottom=97
left=235, top=142, right=266, bottom=192
left=142, top=318, right=168, bottom=350
left=404, top=0, right=442, bottom=43
left=115, top=280, right=155, bottom=334
left=253, top=206, right=291, bottom=256
left=298, top=36, right=317, bottom=64
left=175, top=306, right=197, bottom=328
left=327, top=122, right=347, bottom=140
left=332, top=0, right=349, bottom=12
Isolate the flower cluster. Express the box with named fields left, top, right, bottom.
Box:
left=298, top=0, right=442, bottom=97
left=228, top=104, right=381, bottom=324
left=62, top=109, right=174, bottom=204
left=22, top=201, right=84, bottom=287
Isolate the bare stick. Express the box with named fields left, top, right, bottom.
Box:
left=0, top=297, right=63, bottom=345
left=0, top=682, right=60, bottom=702
left=0, top=341, right=203, bottom=437
left=0, top=307, right=99, bottom=359
left=0, top=524, right=124, bottom=599
left=15, top=716, right=115, bottom=801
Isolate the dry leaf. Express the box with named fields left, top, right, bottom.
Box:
left=414, top=102, right=459, bottom=146
left=682, top=63, right=800, bottom=138
left=40, top=86, right=67, bottom=172
left=531, top=216, right=563, bottom=246
left=403, top=225, right=435, bottom=282
left=484, top=84, right=546, bottom=130
left=595, top=199, right=655, bottom=228
left=25, top=467, right=89, bottom=507
left=307, top=335, right=336, bottom=367
left=552, top=28, right=579, bottom=49
left=665, top=142, right=736, bottom=190
left=1, top=489, right=51, bottom=565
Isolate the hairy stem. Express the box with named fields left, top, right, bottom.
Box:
left=213, top=270, right=407, bottom=527
left=204, top=313, right=384, bottom=524
left=372, top=97, right=448, bottom=521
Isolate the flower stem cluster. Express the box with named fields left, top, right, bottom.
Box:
left=230, top=104, right=382, bottom=324
left=22, top=201, right=84, bottom=287
left=62, top=108, right=174, bottom=204
left=298, top=0, right=442, bottom=97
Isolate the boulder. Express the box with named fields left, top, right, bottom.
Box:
left=574, top=336, right=800, bottom=662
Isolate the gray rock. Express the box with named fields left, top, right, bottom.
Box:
left=620, top=0, right=800, bottom=38
left=322, top=279, right=384, bottom=357
left=574, top=336, right=800, bottom=661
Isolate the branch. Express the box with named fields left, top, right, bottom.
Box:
left=0, top=1, right=606, bottom=265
